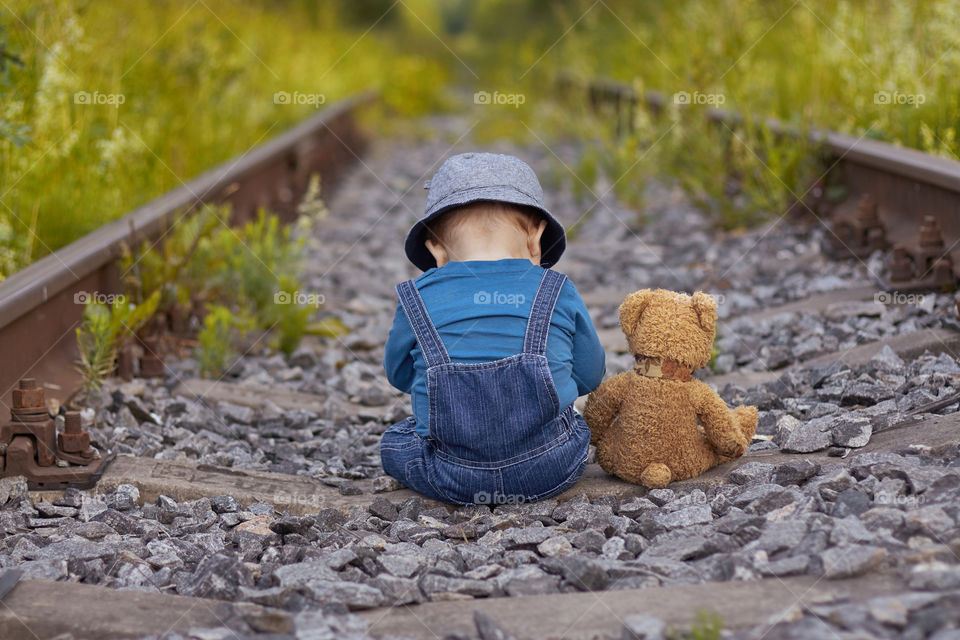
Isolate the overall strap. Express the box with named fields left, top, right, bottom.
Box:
left=396, top=280, right=451, bottom=368
left=522, top=269, right=567, bottom=356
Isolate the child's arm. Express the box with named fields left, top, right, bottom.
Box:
left=383, top=302, right=416, bottom=393
left=566, top=281, right=606, bottom=394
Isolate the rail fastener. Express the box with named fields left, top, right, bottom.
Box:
left=0, top=378, right=114, bottom=489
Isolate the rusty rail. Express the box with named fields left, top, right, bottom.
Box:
left=559, top=74, right=960, bottom=291
left=0, top=91, right=376, bottom=410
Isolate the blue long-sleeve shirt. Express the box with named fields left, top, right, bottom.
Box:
left=384, top=259, right=606, bottom=435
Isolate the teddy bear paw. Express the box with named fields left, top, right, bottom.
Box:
left=716, top=438, right=746, bottom=458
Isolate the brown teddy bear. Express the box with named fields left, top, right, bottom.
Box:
left=584, top=289, right=758, bottom=488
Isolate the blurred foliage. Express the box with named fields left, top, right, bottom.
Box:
left=196, top=303, right=255, bottom=379
left=75, top=291, right=160, bottom=391
left=454, top=0, right=960, bottom=227
left=122, top=200, right=322, bottom=360
left=0, top=0, right=451, bottom=278
left=4, top=0, right=960, bottom=278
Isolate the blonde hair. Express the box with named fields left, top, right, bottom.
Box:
left=426, top=201, right=542, bottom=249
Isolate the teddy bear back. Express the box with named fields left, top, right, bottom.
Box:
left=618, top=288, right=717, bottom=371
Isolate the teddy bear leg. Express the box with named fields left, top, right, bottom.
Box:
left=640, top=463, right=672, bottom=489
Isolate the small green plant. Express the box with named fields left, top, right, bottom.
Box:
left=685, top=610, right=724, bottom=640
left=75, top=291, right=160, bottom=391
left=196, top=304, right=255, bottom=378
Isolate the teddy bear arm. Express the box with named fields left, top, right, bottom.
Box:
left=690, top=379, right=746, bottom=457
left=584, top=373, right=629, bottom=445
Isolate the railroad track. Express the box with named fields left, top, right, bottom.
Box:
left=560, top=73, right=960, bottom=294
left=0, top=89, right=959, bottom=639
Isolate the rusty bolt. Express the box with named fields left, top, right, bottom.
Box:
left=64, top=411, right=82, bottom=434
left=889, top=245, right=913, bottom=282
left=933, top=257, right=955, bottom=288
left=855, top=194, right=879, bottom=227
left=919, top=216, right=945, bottom=249
left=140, top=337, right=165, bottom=378
left=12, top=378, right=45, bottom=410
left=59, top=412, right=90, bottom=453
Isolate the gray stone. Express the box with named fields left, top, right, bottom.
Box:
left=871, top=344, right=905, bottom=371
left=829, top=516, right=876, bottom=546
left=729, top=462, right=775, bottom=485
left=622, top=613, right=667, bottom=640
left=373, top=476, right=403, bottom=493
left=372, top=574, right=424, bottom=605
left=377, top=553, right=423, bottom=578
left=504, top=526, right=552, bottom=549
left=0, top=476, right=28, bottom=507
left=908, top=563, right=960, bottom=591
left=904, top=505, right=955, bottom=536
left=772, top=460, right=820, bottom=486
left=646, top=489, right=675, bottom=506
left=820, top=545, right=886, bottom=579
left=474, top=610, right=516, bottom=640
left=301, top=580, right=384, bottom=609
left=831, top=415, right=873, bottom=448
left=537, top=536, right=573, bottom=558
left=571, top=529, right=607, bottom=553
left=652, top=504, right=712, bottom=530
left=832, top=489, right=872, bottom=517
left=368, top=497, right=398, bottom=521
left=273, top=560, right=338, bottom=587
left=558, top=556, right=610, bottom=591
left=209, top=495, right=241, bottom=514
left=419, top=573, right=493, bottom=598
left=777, top=416, right=831, bottom=453
left=757, top=554, right=810, bottom=577
left=617, top=497, right=659, bottom=519
left=842, top=381, right=895, bottom=406
left=179, top=553, right=252, bottom=600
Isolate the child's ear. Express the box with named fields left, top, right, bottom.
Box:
left=425, top=238, right=448, bottom=267
left=528, top=219, right=547, bottom=263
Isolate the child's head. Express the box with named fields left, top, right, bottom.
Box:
left=404, top=152, right=567, bottom=271
left=424, top=201, right=548, bottom=267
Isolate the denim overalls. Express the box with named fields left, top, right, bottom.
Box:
left=380, top=269, right=591, bottom=505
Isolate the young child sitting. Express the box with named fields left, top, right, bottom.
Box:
left=381, top=152, right=605, bottom=505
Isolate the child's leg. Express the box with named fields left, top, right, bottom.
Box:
left=379, top=417, right=445, bottom=501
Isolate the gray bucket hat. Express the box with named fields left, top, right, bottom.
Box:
left=404, top=152, right=566, bottom=271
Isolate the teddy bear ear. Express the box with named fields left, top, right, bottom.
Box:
left=691, top=291, right=717, bottom=333
left=619, top=289, right=654, bottom=334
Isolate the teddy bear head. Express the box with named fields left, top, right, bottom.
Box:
left=618, top=289, right=718, bottom=371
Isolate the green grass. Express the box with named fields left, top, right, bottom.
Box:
left=4, top=0, right=959, bottom=274
left=449, top=0, right=960, bottom=227
left=0, top=0, right=450, bottom=278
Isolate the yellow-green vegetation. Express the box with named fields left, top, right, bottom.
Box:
left=670, top=610, right=724, bottom=640
left=121, top=200, right=321, bottom=370
left=454, top=0, right=960, bottom=227
left=0, top=0, right=450, bottom=278
left=75, top=291, right=159, bottom=391
left=196, top=303, right=254, bottom=379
